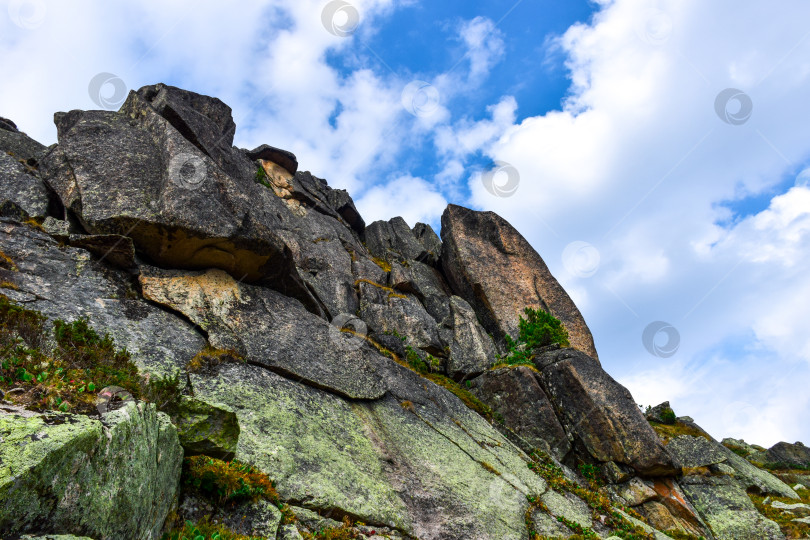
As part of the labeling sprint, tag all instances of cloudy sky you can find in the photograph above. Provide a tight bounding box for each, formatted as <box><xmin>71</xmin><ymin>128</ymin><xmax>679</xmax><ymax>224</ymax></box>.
<box><xmin>2</xmin><ymin>0</ymin><xmax>809</xmax><ymax>446</ymax></box>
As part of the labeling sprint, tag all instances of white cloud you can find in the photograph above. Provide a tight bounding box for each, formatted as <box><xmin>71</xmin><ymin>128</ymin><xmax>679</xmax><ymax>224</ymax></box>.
<box><xmin>455</xmin><ymin>0</ymin><xmax>810</xmax><ymax>444</ymax></box>
<box><xmin>458</xmin><ymin>16</ymin><xmax>505</xmax><ymax>82</ymax></box>
<box><xmin>355</xmin><ymin>175</ymin><xmax>447</xmax><ymax>227</ymax></box>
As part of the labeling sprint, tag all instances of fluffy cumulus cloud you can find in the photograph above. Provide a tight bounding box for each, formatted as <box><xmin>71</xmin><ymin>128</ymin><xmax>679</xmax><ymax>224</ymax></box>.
<box><xmin>457</xmin><ymin>0</ymin><xmax>810</xmax><ymax>444</ymax></box>
<box><xmin>355</xmin><ymin>175</ymin><xmax>447</xmax><ymax>227</ymax></box>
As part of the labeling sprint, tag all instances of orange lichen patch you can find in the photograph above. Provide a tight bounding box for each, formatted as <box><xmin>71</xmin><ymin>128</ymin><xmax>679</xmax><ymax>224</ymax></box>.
<box><xmin>258</xmin><ymin>159</ymin><xmax>306</xmax><ymax>216</ymax></box>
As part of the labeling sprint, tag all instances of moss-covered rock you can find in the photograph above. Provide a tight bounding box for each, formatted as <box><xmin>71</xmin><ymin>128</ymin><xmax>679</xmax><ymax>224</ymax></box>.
<box><xmin>680</xmin><ymin>475</ymin><xmax>785</xmax><ymax>539</ymax></box>
<box><xmin>0</xmin><ymin>401</ymin><xmax>182</xmax><ymax>539</ymax></box>
<box><xmin>164</xmin><ymin>395</ymin><xmax>239</xmax><ymax>459</ymax></box>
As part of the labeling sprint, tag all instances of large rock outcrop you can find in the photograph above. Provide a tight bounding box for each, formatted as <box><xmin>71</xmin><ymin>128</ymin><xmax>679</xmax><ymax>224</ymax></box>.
<box><xmin>0</xmin><ymin>401</ymin><xmax>182</xmax><ymax>539</ymax></box>
<box><xmin>440</xmin><ymin>204</ymin><xmax>598</xmax><ymax>359</ymax></box>
<box><xmin>1</xmin><ymin>84</ymin><xmax>802</xmax><ymax>540</ymax></box>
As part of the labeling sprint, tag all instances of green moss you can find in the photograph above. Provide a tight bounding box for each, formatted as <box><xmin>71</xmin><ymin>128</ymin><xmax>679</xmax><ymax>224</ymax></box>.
<box><xmin>187</xmin><ymin>345</ymin><xmax>244</xmax><ymax>373</ymax></box>
<box><xmin>370</xmin><ymin>256</ymin><xmax>391</xmax><ymax>273</ymax></box>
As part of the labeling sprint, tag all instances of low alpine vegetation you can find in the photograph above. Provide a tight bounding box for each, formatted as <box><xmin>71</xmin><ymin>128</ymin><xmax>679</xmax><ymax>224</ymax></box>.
<box><xmin>493</xmin><ymin>307</ymin><xmax>569</xmax><ymax>369</ymax></box>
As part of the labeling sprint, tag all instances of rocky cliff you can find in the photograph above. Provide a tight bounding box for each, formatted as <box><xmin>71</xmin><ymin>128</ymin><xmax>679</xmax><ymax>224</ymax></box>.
<box><xmin>0</xmin><ymin>84</ymin><xmax>808</xmax><ymax>540</ymax></box>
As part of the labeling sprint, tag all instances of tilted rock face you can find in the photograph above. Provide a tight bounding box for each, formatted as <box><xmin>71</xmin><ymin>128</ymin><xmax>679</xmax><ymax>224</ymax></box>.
<box><xmin>0</xmin><ymin>402</ymin><xmax>182</xmax><ymax>539</ymax></box>
<box><xmin>469</xmin><ymin>366</ymin><xmax>570</xmax><ymax>459</ymax></box>
<box><xmin>534</xmin><ymin>348</ymin><xmax>675</xmax><ymax>476</ymax></box>
<box><xmin>440</xmin><ymin>204</ymin><xmax>598</xmax><ymax>359</ymax></box>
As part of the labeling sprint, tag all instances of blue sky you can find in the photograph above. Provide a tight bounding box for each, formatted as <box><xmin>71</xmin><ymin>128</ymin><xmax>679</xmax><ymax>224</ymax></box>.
<box><xmin>2</xmin><ymin>0</ymin><xmax>810</xmax><ymax>446</ymax></box>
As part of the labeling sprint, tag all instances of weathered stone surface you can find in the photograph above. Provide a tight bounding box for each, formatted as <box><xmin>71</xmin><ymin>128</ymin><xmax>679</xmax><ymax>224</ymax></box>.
<box><xmin>137</xmin><ymin>83</ymin><xmax>253</xmax><ymax>182</ymax></box>
<box><xmin>389</xmin><ymin>260</ymin><xmax>452</xmax><ymax>324</ymax></box>
<box><xmin>615</xmin><ymin>477</ymin><xmax>658</xmax><ymax>506</ymax></box>
<box><xmin>761</xmin><ymin>441</ymin><xmax>810</xmax><ymax>469</ymax></box>
<box><xmin>67</xmin><ymin>233</ymin><xmax>137</xmax><ymax>269</ymax></box>
<box><xmin>41</xmin><ymin>89</ymin><xmax>319</xmax><ymax>313</ymax></box>
<box><xmin>247</xmin><ymin>143</ymin><xmax>298</xmax><ymax>174</ymax></box>
<box><xmin>469</xmin><ymin>366</ymin><xmax>570</xmax><ymax>459</ymax></box>
<box><xmin>440</xmin><ymin>204</ymin><xmax>598</xmax><ymax>359</ymax></box>
<box><xmin>667</xmin><ymin>435</ymin><xmax>728</xmax><ymax>469</ymax></box>
<box><xmin>0</xmin><ymin>220</ymin><xmax>204</xmax><ymax>377</ymax></box>
<box><xmin>364</xmin><ymin>217</ymin><xmax>429</xmax><ymax>263</ymax></box>
<box><xmin>0</xmin><ymin>151</ymin><xmax>50</xmax><ymax>218</ymax></box>
<box><xmin>719</xmin><ymin>445</ymin><xmax>799</xmax><ymax>499</ymax></box>
<box><xmin>139</xmin><ymin>266</ymin><xmax>388</xmax><ymax>400</ymax></box>
<box><xmin>0</xmin><ymin>119</ymin><xmax>47</xmax><ymax>162</ymax></box>
<box><xmin>0</xmin><ymin>402</ymin><xmax>182</xmax><ymax>539</ymax></box>
<box><xmin>164</xmin><ymin>395</ymin><xmax>240</xmax><ymax>459</ymax></box>
<box><xmin>637</xmin><ymin>501</ymin><xmax>685</xmax><ymax>534</ymax></box>
<box><xmin>680</xmin><ymin>475</ymin><xmax>785</xmax><ymax>539</ymax></box>
<box><xmin>445</xmin><ymin>296</ymin><xmax>497</xmax><ymax>380</ymax></box>
<box><xmin>412</xmin><ymin>222</ymin><xmax>441</xmax><ymax>265</ymax></box>
<box><xmin>533</xmin><ymin>348</ymin><xmax>675</xmax><ymax>476</ymax></box>
<box><xmin>190</xmin><ymin>361</ymin><xmax>548</xmax><ymax>540</ymax></box>
<box><xmin>357</xmin><ymin>280</ymin><xmax>444</xmax><ymax>353</ymax></box>
<box><xmin>650</xmin><ymin>477</ymin><xmax>712</xmax><ymax>538</ymax></box>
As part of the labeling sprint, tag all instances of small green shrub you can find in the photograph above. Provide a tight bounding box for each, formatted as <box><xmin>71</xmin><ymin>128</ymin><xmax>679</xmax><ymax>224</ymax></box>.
<box><xmin>660</xmin><ymin>407</ymin><xmax>677</xmax><ymax>425</ymax></box>
<box><xmin>254</xmin><ymin>165</ymin><xmax>271</xmax><ymax>188</ymax></box>
<box><xmin>497</xmin><ymin>307</ymin><xmax>569</xmax><ymax>368</ymax></box>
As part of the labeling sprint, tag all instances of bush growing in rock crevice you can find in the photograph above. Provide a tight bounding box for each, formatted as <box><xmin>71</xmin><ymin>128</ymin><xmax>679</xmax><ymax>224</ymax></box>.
<box><xmin>495</xmin><ymin>307</ymin><xmax>570</xmax><ymax>369</ymax></box>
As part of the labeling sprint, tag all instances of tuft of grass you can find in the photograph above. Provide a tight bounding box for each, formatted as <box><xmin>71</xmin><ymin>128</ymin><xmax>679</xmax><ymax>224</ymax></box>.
<box><xmin>0</xmin><ymin>249</ymin><xmax>18</xmax><ymax>271</ymax></box>
<box><xmin>648</xmin><ymin>420</ymin><xmax>713</xmax><ymax>443</ymax></box>
<box><xmin>187</xmin><ymin>346</ymin><xmax>244</xmax><ymax>373</ymax></box>
<box><xmin>371</xmin><ymin>256</ymin><xmax>391</xmax><ymax>273</ymax></box>
<box><xmin>183</xmin><ymin>456</ymin><xmax>280</xmax><ymax>505</ymax></box>
<box><xmin>301</xmin><ymin>517</ymin><xmax>363</xmax><ymax>540</ymax></box>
